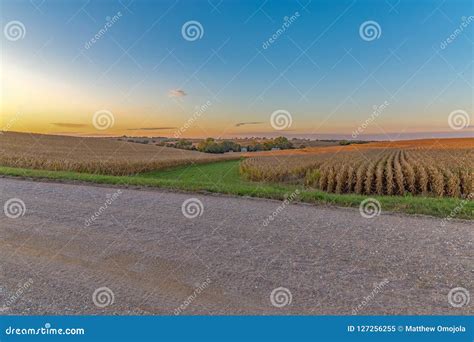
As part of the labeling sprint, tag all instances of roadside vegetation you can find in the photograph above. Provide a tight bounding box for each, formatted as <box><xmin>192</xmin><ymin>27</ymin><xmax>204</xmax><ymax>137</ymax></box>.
<box><xmin>1</xmin><ymin>160</ymin><xmax>472</xmax><ymax>219</ymax></box>
<box><xmin>1</xmin><ymin>133</ymin><xmax>472</xmax><ymax>219</ymax></box>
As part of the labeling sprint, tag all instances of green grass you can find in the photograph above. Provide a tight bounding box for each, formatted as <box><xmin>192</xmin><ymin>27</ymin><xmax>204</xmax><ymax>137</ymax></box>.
<box><xmin>1</xmin><ymin>160</ymin><xmax>472</xmax><ymax>219</ymax></box>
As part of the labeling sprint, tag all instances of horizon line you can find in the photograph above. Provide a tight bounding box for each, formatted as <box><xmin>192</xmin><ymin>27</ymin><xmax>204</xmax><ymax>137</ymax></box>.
<box><xmin>3</xmin><ymin>130</ymin><xmax>473</xmax><ymax>142</ymax></box>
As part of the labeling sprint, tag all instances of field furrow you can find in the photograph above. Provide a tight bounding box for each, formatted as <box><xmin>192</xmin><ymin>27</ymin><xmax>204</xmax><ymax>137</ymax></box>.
<box><xmin>240</xmin><ymin>145</ymin><xmax>473</xmax><ymax>198</ymax></box>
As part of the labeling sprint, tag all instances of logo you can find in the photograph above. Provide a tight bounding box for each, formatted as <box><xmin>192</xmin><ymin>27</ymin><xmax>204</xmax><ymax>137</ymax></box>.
<box><xmin>3</xmin><ymin>198</ymin><xmax>26</xmax><ymax>219</ymax></box>
<box><xmin>181</xmin><ymin>21</ymin><xmax>204</xmax><ymax>41</ymax></box>
<box><xmin>270</xmin><ymin>287</ymin><xmax>292</xmax><ymax>308</ymax></box>
<box><xmin>359</xmin><ymin>198</ymin><xmax>381</xmax><ymax>218</ymax></box>
<box><xmin>92</xmin><ymin>287</ymin><xmax>115</xmax><ymax>308</ymax></box>
<box><xmin>181</xmin><ymin>198</ymin><xmax>204</xmax><ymax>219</ymax></box>
<box><xmin>448</xmin><ymin>110</ymin><xmax>470</xmax><ymax>130</ymax></box>
<box><xmin>4</xmin><ymin>21</ymin><xmax>26</xmax><ymax>41</ymax></box>
<box><xmin>359</xmin><ymin>21</ymin><xmax>382</xmax><ymax>41</ymax></box>
<box><xmin>448</xmin><ymin>287</ymin><xmax>470</xmax><ymax>308</ymax></box>
<box><xmin>270</xmin><ymin>110</ymin><xmax>292</xmax><ymax>130</ymax></box>
<box><xmin>92</xmin><ymin>110</ymin><xmax>115</xmax><ymax>130</ymax></box>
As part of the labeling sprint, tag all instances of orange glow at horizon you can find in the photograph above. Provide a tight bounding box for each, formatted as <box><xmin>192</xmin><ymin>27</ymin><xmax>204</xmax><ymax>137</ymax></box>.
<box><xmin>1</xmin><ymin>62</ymin><xmax>468</xmax><ymax>139</ymax></box>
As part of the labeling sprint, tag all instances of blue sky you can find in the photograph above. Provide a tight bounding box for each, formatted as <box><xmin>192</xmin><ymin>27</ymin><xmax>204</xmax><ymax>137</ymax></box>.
<box><xmin>1</xmin><ymin>0</ymin><xmax>473</xmax><ymax>139</ymax></box>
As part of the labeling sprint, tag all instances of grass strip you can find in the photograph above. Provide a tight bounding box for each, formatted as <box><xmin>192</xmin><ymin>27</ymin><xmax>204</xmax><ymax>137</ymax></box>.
<box><xmin>0</xmin><ymin>160</ymin><xmax>472</xmax><ymax>220</ymax></box>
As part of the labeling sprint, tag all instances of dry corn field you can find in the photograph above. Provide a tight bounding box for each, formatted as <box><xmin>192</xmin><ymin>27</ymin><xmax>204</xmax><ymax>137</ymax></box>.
<box><xmin>240</xmin><ymin>145</ymin><xmax>473</xmax><ymax>198</ymax></box>
<box><xmin>0</xmin><ymin>132</ymin><xmax>239</xmax><ymax>176</ymax></box>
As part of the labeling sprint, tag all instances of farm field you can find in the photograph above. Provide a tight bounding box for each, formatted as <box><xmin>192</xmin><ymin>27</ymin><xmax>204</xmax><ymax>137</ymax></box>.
<box><xmin>0</xmin><ymin>133</ymin><xmax>472</xmax><ymax>218</ymax></box>
<box><xmin>0</xmin><ymin>132</ymin><xmax>239</xmax><ymax>175</ymax></box>
<box><xmin>243</xmin><ymin>137</ymin><xmax>474</xmax><ymax>156</ymax></box>
<box><xmin>241</xmin><ymin>143</ymin><xmax>473</xmax><ymax>198</ymax></box>
<box><xmin>1</xmin><ymin>159</ymin><xmax>473</xmax><ymax>219</ymax></box>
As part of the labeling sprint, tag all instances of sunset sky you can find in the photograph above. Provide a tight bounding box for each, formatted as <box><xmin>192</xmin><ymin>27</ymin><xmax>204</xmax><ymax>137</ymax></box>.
<box><xmin>1</xmin><ymin>0</ymin><xmax>473</xmax><ymax>139</ymax></box>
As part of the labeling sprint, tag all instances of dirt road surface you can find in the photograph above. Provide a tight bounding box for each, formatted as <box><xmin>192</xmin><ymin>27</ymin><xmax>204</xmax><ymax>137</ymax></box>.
<box><xmin>0</xmin><ymin>178</ymin><xmax>472</xmax><ymax>315</ymax></box>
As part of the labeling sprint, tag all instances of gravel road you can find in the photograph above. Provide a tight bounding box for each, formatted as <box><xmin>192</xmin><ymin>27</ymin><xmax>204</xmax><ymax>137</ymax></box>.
<box><xmin>0</xmin><ymin>178</ymin><xmax>472</xmax><ymax>315</ymax></box>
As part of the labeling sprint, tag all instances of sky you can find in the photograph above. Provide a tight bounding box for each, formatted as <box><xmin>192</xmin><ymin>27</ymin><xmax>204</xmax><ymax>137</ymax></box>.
<box><xmin>1</xmin><ymin>0</ymin><xmax>473</xmax><ymax>140</ymax></box>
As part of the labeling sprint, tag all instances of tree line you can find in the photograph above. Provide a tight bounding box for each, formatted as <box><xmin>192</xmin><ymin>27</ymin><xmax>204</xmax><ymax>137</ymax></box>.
<box><xmin>164</xmin><ymin>137</ymin><xmax>294</xmax><ymax>154</ymax></box>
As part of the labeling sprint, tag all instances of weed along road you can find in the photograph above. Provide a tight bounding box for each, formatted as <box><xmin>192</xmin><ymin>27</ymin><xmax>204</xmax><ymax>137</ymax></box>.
<box><xmin>0</xmin><ymin>178</ymin><xmax>472</xmax><ymax>315</ymax></box>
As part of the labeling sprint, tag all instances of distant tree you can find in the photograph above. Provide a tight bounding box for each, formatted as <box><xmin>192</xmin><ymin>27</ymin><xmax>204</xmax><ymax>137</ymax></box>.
<box><xmin>273</xmin><ymin>136</ymin><xmax>293</xmax><ymax>149</ymax></box>
<box><xmin>263</xmin><ymin>141</ymin><xmax>274</xmax><ymax>150</ymax></box>
<box><xmin>196</xmin><ymin>138</ymin><xmax>241</xmax><ymax>153</ymax></box>
<box><xmin>197</xmin><ymin>138</ymin><xmax>214</xmax><ymax>152</ymax></box>
<box><xmin>221</xmin><ymin>140</ymin><xmax>241</xmax><ymax>152</ymax></box>
<box><xmin>175</xmin><ymin>139</ymin><xmax>193</xmax><ymax>150</ymax></box>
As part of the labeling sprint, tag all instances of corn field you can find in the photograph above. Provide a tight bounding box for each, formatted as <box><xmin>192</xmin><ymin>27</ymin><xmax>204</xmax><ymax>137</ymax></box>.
<box><xmin>240</xmin><ymin>148</ymin><xmax>473</xmax><ymax>198</ymax></box>
<box><xmin>0</xmin><ymin>132</ymin><xmax>239</xmax><ymax>176</ymax></box>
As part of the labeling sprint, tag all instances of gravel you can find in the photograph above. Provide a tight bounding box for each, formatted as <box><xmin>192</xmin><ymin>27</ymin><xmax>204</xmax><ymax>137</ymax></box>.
<box><xmin>0</xmin><ymin>178</ymin><xmax>472</xmax><ymax>315</ymax></box>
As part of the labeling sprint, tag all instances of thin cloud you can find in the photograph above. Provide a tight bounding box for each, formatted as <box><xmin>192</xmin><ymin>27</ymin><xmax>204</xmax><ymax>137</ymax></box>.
<box><xmin>51</xmin><ymin>123</ymin><xmax>88</xmax><ymax>128</ymax></box>
<box><xmin>126</xmin><ymin>127</ymin><xmax>177</xmax><ymax>131</ymax></box>
<box><xmin>235</xmin><ymin>121</ymin><xmax>264</xmax><ymax>127</ymax></box>
<box><xmin>49</xmin><ymin>132</ymin><xmax>118</xmax><ymax>137</ymax></box>
<box><xmin>168</xmin><ymin>89</ymin><xmax>187</xmax><ymax>97</ymax></box>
